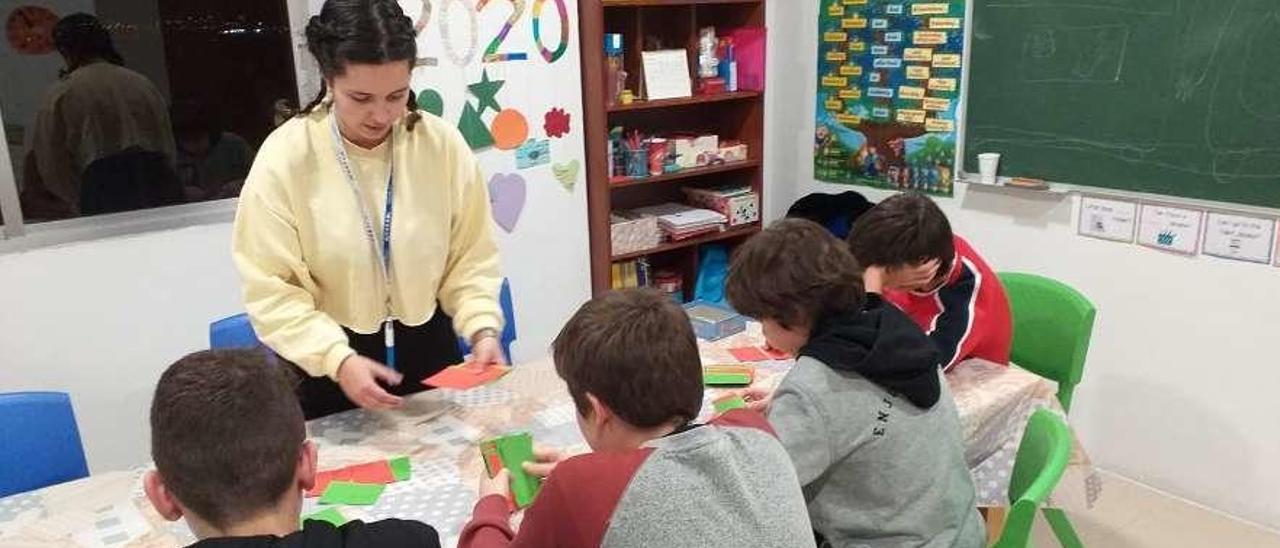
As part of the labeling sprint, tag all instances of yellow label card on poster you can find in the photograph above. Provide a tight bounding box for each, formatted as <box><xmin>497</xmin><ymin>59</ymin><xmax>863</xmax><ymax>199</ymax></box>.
<box><xmin>843</xmin><ymin>0</ymin><xmax>868</xmax><ymax>4</ymax></box>
<box><xmin>904</xmin><ymin>48</ymin><xmax>933</xmax><ymax>62</ymax></box>
<box><xmin>824</xmin><ymin>32</ymin><xmax>849</xmax><ymax>43</ymax></box>
<box><xmin>932</xmin><ymin>53</ymin><xmax>962</xmax><ymax>67</ymax></box>
<box><xmin>826</xmin><ymin>99</ymin><xmax>844</xmax><ymax>111</ymax></box>
<box><xmin>827</xmin><ymin>50</ymin><xmax>849</xmax><ymax>62</ymax></box>
<box><xmin>906</xmin><ymin>66</ymin><xmax>931</xmax><ymax>80</ymax></box>
<box><xmin>828</xmin><ymin>4</ymin><xmax>845</xmax><ymax>16</ymax></box>
<box><xmin>922</xmin><ymin>97</ymin><xmax>951</xmax><ymax>111</ymax></box>
<box><xmin>899</xmin><ymin>86</ymin><xmax>927</xmax><ymax>100</ymax></box>
<box><xmin>843</xmin><ymin>16</ymin><xmax>868</xmax><ymax>29</ymax></box>
<box><xmin>928</xmin><ymin>77</ymin><xmax>957</xmax><ymax>91</ymax></box>
<box><xmin>839</xmin><ymin>64</ymin><xmax>863</xmax><ymax>76</ymax></box>
<box><xmin>930</xmin><ymin>17</ymin><xmax>962</xmax><ymax>30</ymax></box>
<box><xmin>838</xmin><ymin>88</ymin><xmax>862</xmax><ymax>100</ymax></box>
<box><xmin>897</xmin><ymin>109</ymin><xmax>927</xmax><ymax>124</ymax></box>
<box><xmin>822</xmin><ymin>75</ymin><xmax>849</xmax><ymax>88</ymax></box>
<box><xmin>914</xmin><ymin>31</ymin><xmax>948</xmax><ymax>45</ymax></box>
<box><xmin>836</xmin><ymin>113</ymin><xmax>862</xmax><ymax>125</ymax></box>
<box><xmin>911</xmin><ymin>3</ymin><xmax>949</xmax><ymax>15</ymax></box>
<box><xmin>849</xmin><ymin>41</ymin><xmax>867</xmax><ymax>52</ymax></box>
<box><xmin>925</xmin><ymin>118</ymin><xmax>955</xmax><ymax>132</ymax></box>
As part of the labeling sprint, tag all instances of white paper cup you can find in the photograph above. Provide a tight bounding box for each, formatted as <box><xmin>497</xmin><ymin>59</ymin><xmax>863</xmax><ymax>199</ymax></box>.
<box><xmin>978</xmin><ymin>153</ymin><xmax>1001</xmax><ymax>185</ymax></box>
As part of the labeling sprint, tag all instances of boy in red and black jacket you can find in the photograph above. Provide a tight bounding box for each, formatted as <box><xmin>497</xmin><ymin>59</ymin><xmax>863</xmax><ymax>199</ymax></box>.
<box><xmin>458</xmin><ymin>289</ymin><xmax>814</xmax><ymax>548</ymax></box>
<box><xmin>849</xmin><ymin>192</ymin><xmax>1012</xmax><ymax>371</ymax></box>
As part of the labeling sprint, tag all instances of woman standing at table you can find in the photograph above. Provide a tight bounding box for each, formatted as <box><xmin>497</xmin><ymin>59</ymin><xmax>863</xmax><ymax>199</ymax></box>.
<box><xmin>233</xmin><ymin>0</ymin><xmax>504</xmax><ymax>418</ymax></box>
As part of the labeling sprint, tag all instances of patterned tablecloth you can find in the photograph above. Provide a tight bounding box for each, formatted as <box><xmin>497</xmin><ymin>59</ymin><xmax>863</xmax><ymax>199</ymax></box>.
<box><xmin>0</xmin><ymin>323</ymin><xmax>1100</xmax><ymax>547</ymax></box>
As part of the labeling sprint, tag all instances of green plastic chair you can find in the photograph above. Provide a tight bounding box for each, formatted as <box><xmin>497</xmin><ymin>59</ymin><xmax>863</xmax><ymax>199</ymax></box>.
<box><xmin>999</xmin><ymin>273</ymin><xmax>1096</xmax><ymax>413</ymax></box>
<box><xmin>992</xmin><ymin>409</ymin><xmax>1073</xmax><ymax>548</ymax></box>
<box><xmin>999</xmin><ymin>272</ymin><xmax>1093</xmax><ymax>547</ymax></box>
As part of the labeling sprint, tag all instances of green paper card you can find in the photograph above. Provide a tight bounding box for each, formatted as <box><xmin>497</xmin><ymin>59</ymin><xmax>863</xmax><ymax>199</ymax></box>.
<box><xmin>389</xmin><ymin>456</ymin><xmax>412</xmax><ymax>482</ymax></box>
<box><xmin>480</xmin><ymin>432</ymin><xmax>542</xmax><ymax>508</ymax></box>
<box><xmin>319</xmin><ymin>481</ymin><xmax>385</xmax><ymax>506</ymax></box>
<box><xmin>301</xmin><ymin>507</ymin><xmax>348</xmax><ymax>527</ymax></box>
<box><xmin>714</xmin><ymin>395</ymin><xmax>747</xmax><ymax>413</ymax></box>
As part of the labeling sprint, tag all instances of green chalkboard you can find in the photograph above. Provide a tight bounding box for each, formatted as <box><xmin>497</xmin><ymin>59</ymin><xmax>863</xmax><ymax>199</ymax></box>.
<box><xmin>964</xmin><ymin>0</ymin><xmax>1280</xmax><ymax>208</ymax></box>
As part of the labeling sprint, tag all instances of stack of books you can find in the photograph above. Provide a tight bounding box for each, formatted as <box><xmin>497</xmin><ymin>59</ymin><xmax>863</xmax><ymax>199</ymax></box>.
<box><xmin>610</xmin><ymin>257</ymin><xmax>652</xmax><ymax>290</ymax></box>
<box><xmin>633</xmin><ymin>202</ymin><xmax>727</xmax><ymax>241</ymax></box>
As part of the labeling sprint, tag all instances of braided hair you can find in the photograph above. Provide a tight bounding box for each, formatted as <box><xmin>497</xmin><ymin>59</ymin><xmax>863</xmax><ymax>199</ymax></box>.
<box><xmin>301</xmin><ymin>0</ymin><xmax>420</xmax><ymax>130</ymax></box>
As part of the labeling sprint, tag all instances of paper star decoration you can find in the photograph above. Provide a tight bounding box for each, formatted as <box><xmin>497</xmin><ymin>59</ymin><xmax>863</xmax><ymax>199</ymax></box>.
<box><xmin>468</xmin><ymin>69</ymin><xmax>505</xmax><ymax>115</ymax></box>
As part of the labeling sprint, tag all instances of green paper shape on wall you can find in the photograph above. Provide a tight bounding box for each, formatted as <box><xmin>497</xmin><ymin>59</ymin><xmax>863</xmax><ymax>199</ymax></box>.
<box><xmin>458</xmin><ymin>102</ymin><xmax>494</xmax><ymax>150</ymax></box>
<box><xmin>416</xmin><ymin>89</ymin><xmax>444</xmax><ymax>117</ymax></box>
<box><xmin>468</xmin><ymin>69</ymin><xmax>505</xmax><ymax>115</ymax></box>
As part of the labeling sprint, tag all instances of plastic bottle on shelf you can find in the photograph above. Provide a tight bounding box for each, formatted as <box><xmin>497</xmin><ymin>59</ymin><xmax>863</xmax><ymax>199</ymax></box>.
<box><xmin>605</xmin><ymin>33</ymin><xmax>626</xmax><ymax>107</ymax></box>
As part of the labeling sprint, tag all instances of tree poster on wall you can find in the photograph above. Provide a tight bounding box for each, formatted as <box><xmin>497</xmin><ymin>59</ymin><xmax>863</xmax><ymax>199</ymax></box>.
<box><xmin>813</xmin><ymin>0</ymin><xmax>964</xmax><ymax>197</ymax></box>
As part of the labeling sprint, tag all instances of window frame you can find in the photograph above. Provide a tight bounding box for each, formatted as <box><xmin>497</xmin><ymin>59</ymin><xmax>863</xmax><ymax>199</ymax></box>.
<box><xmin>0</xmin><ymin>0</ymin><xmax>315</xmax><ymax>254</ymax></box>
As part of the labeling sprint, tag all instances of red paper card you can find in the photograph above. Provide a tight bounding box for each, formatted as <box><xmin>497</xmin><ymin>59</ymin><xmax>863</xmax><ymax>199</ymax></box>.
<box><xmin>306</xmin><ymin>460</ymin><xmax>399</xmax><ymax>497</ymax></box>
<box><xmin>344</xmin><ymin>460</ymin><xmax>396</xmax><ymax>484</ymax></box>
<box><xmin>423</xmin><ymin>364</ymin><xmax>510</xmax><ymax>389</ymax></box>
<box><xmin>307</xmin><ymin>469</ymin><xmax>349</xmax><ymax>498</ymax></box>
<box><xmin>729</xmin><ymin>347</ymin><xmax>770</xmax><ymax>362</ymax></box>
<box><xmin>762</xmin><ymin>347</ymin><xmax>791</xmax><ymax>360</ymax></box>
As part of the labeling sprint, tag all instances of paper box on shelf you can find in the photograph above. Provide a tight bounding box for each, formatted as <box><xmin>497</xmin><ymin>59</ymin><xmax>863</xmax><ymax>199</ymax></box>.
<box><xmin>683</xmin><ymin>186</ymin><xmax>760</xmax><ymax>226</ymax></box>
<box><xmin>718</xmin><ymin>141</ymin><xmax>749</xmax><ymax>163</ymax></box>
<box><xmin>672</xmin><ymin>135</ymin><xmax>699</xmax><ymax>169</ymax></box>
<box><xmin>693</xmin><ymin>134</ymin><xmax>720</xmax><ymax>166</ymax></box>
<box><xmin>610</xmin><ymin>211</ymin><xmax>662</xmax><ymax>256</ymax></box>
<box><xmin>683</xmin><ymin>300</ymin><xmax>746</xmax><ymax>341</ymax></box>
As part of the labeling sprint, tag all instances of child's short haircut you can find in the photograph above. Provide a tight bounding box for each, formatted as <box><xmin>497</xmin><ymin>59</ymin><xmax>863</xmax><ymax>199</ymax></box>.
<box><xmin>552</xmin><ymin>289</ymin><xmax>703</xmax><ymax>428</ymax></box>
<box><xmin>848</xmin><ymin>192</ymin><xmax>954</xmax><ymax>272</ymax></box>
<box><xmin>726</xmin><ymin>218</ymin><xmax>864</xmax><ymax>328</ymax></box>
<box><xmin>150</xmin><ymin>349</ymin><xmax>304</xmax><ymax>529</ymax></box>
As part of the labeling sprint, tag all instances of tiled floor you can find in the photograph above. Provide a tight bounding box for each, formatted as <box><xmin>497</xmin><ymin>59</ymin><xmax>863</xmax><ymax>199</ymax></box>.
<box><xmin>1027</xmin><ymin>471</ymin><xmax>1280</xmax><ymax>547</ymax></box>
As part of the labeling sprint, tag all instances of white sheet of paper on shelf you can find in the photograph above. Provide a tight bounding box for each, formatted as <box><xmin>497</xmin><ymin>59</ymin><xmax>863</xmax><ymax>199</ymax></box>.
<box><xmin>641</xmin><ymin>49</ymin><xmax>693</xmax><ymax>101</ymax></box>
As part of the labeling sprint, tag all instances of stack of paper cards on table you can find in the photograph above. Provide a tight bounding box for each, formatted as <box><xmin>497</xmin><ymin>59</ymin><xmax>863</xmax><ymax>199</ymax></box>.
<box><xmin>301</xmin><ymin>456</ymin><xmax>414</xmax><ymax>524</ymax></box>
<box><xmin>423</xmin><ymin>363</ymin><xmax>512</xmax><ymax>389</ymax></box>
<box><xmin>702</xmin><ymin>364</ymin><xmax>754</xmax><ymax>386</ymax></box>
<box><xmin>633</xmin><ymin>202</ymin><xmax>727</xmax><ymax>241</ymax></box>
<box><xmin>480</xmin><ymin>432</ymin><xmax>543</xmax><ymax>508</ymax></box>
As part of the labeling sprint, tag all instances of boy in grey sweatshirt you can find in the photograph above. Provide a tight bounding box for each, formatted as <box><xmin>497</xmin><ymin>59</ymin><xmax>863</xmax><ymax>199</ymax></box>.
<box><xmin>726</xmin><ymin>219</ymin><xmax>985</xmax><ymax>548</ymax></box>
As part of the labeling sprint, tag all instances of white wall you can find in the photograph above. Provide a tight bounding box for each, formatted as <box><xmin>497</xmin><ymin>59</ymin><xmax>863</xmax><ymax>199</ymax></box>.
<box><xmin>1</xmin><ymin>0</ymin><xmax>592</xmax><ymax>473</ymax></box>
<box><xmin>765</xmin><ymin>0</ymin><xmax>1280</xmax><ymax>531</ymax></box>
<box><xmin>0</xmin><ymin>223</ymin><xmax>241</xmax><ymax>471</ymax></box>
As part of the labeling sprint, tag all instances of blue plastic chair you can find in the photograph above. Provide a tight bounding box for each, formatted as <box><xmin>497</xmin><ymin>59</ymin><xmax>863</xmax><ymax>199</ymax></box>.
<box><xmin>210</xmin><ymin>313</ymin><xmax>261</xmax><ymax>350</ymax></box>
<box><xmin>0</xmin><ymin>392</ymin><xmax>90</xmax><ymax>497</ymax></box>
<box><xmin>458</xmin><ymin>278</ymin><xmax>517</xmax><ymax>361</ymax></box>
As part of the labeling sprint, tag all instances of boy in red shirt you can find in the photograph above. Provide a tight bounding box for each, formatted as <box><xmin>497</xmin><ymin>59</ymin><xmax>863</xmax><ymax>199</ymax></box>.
<box><xmin>458</xmin><ymin>289</ymin><xmax>814</xmax><ymax>548</ymax></box>
<box><xmin>849</xmin><ymin>192</ymin><xmax>1012</xmax><ymax>370</ymax></box>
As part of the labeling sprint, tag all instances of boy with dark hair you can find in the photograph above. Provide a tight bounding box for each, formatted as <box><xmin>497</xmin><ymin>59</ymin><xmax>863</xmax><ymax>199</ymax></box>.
<box><xmin>458</xmin><ymin>289</ymin><xmax>814</xmax><ymax>548</ymax></box>
<box><xmin>144</xmin><ymin>349</ymin><xmax>440</xmax><ymax>547</ymax></box>
<box><xmin>848</xmin><ymin>192</ymin><xmax>1011</xmax><ymax>370</ymax></box>
<box><xmin>727</xmin><ymin>219</ymin><xmax>984</xmax><ymax>548</ymax></box>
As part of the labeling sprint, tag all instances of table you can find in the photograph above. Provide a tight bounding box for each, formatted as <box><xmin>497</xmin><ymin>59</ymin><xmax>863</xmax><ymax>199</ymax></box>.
<box><xmin>0</xmin><ymin>324</ymin><xmax>1100</xmax><ymax>547</ymax></box>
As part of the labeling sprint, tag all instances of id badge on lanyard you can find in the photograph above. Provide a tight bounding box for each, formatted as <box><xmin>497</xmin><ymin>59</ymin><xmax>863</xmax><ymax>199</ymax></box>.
<box><xmin>329</xmin><ymin>111</ymin><xmax>399</xmax><ymax>370</ymax></box>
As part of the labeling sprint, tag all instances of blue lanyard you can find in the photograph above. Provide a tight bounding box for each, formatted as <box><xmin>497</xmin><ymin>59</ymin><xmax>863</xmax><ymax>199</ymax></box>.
<box><xmin>329</xmin><ymin>110</ymin><xmax>398</xmax><ymax>370</ymax></box>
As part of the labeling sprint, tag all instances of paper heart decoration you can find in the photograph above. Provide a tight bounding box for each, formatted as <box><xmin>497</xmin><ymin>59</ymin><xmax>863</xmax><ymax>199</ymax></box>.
<box><xmin>552</xmin><ymin>160</ymin><xmax>580</xmax><ymax>192</ymax></box>
<box><xmin>488</xmin><ymin>173</ymin><xmax>526</xmax><ymax>233</ymax></box>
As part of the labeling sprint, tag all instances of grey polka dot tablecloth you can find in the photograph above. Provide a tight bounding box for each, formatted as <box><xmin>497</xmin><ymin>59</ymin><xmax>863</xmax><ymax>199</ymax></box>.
<box><xmin>0</xmin><ymin>324</ymin><xmax>1100</xmax><ymax>547</ymax></box>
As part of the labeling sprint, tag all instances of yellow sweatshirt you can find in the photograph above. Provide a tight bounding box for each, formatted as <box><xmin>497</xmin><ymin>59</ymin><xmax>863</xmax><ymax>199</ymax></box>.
<box><xmin>232</xmin><ymin>107</ymin><xmax>502</xmax><ymax>379</ymax></box>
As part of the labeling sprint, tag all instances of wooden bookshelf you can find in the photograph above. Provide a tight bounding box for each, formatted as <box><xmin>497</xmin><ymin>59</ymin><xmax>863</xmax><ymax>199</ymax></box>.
<box><xmin>580</xmin><ymin>0</ymin><xmax>767</xmax><ymax>297</ymax></box>
<box><xmin>609</xmin><ymin>158</ymin><xmax>761</xmax><ymax>188</ymax></box>
<box><xmin>603</xmin><ymin>0</ymin><xmax>760</xmax><ymax>6</ymax></box>
<box><xmin>608</xmin><ymin>90</ymin><xmax>760</xmax><ymax>112</ymax></box>
<box><xmin>612</xmin><ymin>223</ymin><xmax>761</xmax><ymax>261</ymax></box>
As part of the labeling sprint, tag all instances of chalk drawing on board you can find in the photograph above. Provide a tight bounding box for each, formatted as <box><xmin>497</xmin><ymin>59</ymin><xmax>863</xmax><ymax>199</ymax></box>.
<box><xmin>1019</xmin><ymin>25</ymin><xmax>1128</xmax><ymax>83</ymax></box>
